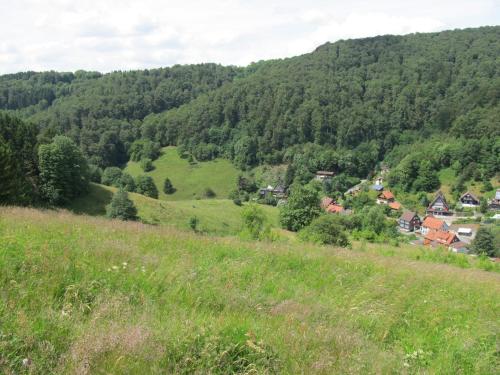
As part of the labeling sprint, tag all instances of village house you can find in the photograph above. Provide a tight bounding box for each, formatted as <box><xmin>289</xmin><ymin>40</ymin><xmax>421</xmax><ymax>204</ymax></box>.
<box><xmin>459</xmin><ymin>192</ymin><xmax>480</xmax><ymax>207</ymax></box>
<box><xmin>488</xmin><ymin>190</ymin><xmax>500</xmax><ymax>210</ymax></box>
<box><xmin>398</xmin><ymin>211</ymin><xmax>421</xmax><ymax>232</ymax></box>
<box><xmin>424</xmin><ymin>230</ymin><xmax>459</xmax><ymax>247</ymax></box>
<box><xmin>371</xmin><ymin>184</ymin><xmax>384</xmax><ymax>191</ymax></box>
<box><xmin>259</xmin><ymin>184</ymin><xmax>287</xmax><ymax>199</ymax></box>
<box><xmin>377</xmin><ymin>190</ymin><xmax>395</xmax><ymax>205</ymax></box>
<box><xmin>315</xmin><ymin>171</ymin><xmax>334</xmax><ymax>181</ymax></box>
<box><xmin>426</xmin><ymin>191</ymin><xmax>453</xmax><ymax>216</ymax></box>
<box><xmin>388</xmin><ymin>201</ymin><xmax>402</xmax><ymax>211</ymax></box>
<box><xmin>420</xmin><ymin>215</ymin><xmax>449</xmax><ymax>236</ymax></box>
<box><xmin>326</xmin><ymin>204</ymin><xmax>345</xmax><ymax>214</ymax></box>
<box><xmin>320</xmin><ymin>197</ymin><xmax>334</xmax><ymax>210</ymax></box>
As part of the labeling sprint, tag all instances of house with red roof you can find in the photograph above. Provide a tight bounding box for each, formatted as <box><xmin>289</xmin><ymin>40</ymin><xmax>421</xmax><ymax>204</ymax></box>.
<box><xmin>420</xmin><ymin>215</ymin><xmax>449</xmax><ymax>236</ymax></box>
<box><xmin>320</xmin><ymin>197</ymin><xmax>334</xmax><ymax>210</ymax></box>
<box><xmin>326</xmin><ymin>204</ymin><xmax>345</xmax><ymax>214</ymax></box>
<box><xmin>377</xmin><ymin>190</ymin><xmax>395</xmax><ymax>205</ymax></box>
<box><xmin>424</xmin><ymin>230</ymin><xmax>459</xmax><ymax>247</ymax></box>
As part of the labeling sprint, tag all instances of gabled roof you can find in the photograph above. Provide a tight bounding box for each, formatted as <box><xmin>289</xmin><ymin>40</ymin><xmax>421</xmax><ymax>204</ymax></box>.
<box><xmin>399</xmin><ymin>211</ymin><xmax>419</xmax><ymax>222</ymax></box>
<box><xmin>428</xmin><ymin>191</ymin><xmax>449</xmax><ymax>210</ymax></box>
<box><xmin>389</xmin><ymin>201</ymin><xmax>401</xmax><ymax>210</ymax></box>
<box><xmin>459</xmin><ymin>191</ymin><xmax>479</xmax><ymax>202</ymax></box>
<box><xmin>326</xmin><ymin>204</ymin><xmax>344</xmax><ymax>213</ymax></box>
<box><xmin>422</xmin><ymin>216</ymin><xmax>446</xmax><ymax>230</ymax></box>
<box><xmin>425</xmin><ymin>230</ymin><xmax>458</xmax><ymax>245</ymax></box>
<box><xmin>378</xmin><ymin>190</ymin><xmax>395</xmax><ymax>200</ymax></box>
<box><xmin>321</xmin><ymin>197</ymin><xmax>334</xmax><ymax>209</ymax></box>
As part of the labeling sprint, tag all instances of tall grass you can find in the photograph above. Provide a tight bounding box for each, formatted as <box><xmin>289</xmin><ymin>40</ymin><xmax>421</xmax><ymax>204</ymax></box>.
<box><xmin>1</xmin><ymin>207</ymin><xmax>499</xmax><ymax>374</ymax></box>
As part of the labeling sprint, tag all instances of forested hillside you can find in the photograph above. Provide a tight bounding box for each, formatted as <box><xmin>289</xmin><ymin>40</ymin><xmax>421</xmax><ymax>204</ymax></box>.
<box><xmin>0</xmin><ymin>64</ymin><xmax>241</xmax><ymax>167</ymax></box>
<box><xmin>1</xmin><ymin>26</ymin><xmax>499</xmax><ymax>188</ymax></box>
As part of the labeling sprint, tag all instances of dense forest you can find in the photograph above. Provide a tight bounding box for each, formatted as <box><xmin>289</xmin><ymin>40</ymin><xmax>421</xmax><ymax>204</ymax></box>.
<box><xmin>0</xmin><ymin>26</ymin><xmax>499</xmax><ymax>202</ymax></box>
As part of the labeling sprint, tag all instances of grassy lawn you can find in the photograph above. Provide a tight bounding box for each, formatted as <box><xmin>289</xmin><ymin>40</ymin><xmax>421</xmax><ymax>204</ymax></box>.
<box><xmin>125</xmin><ymin>146</ymin><xmax>240</xmax><ymax>201</ymax></box>
<box><xmin>1</xmin><ymin>207</ymin><xmax>499</xmax><ymax>374</ymax></box>
<box><xmin>67</xmin><ymin>183</ymin><xmax>279</xmax><ymax>236</ymax></box>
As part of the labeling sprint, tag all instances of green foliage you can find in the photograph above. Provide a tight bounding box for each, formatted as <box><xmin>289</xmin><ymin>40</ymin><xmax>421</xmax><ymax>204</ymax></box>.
<box><xmin>129</xmin><ymin>139</ymin><xmax>160</xmax><ymax>162</ymax></box>
<box><xmin>299</xmin><ymin>215</ymin><xmax>350</xmax><ymax>247</ymax></box>
<box><xmin>140</xmin><ymin>158</ymin><xmax>154</xmax><ymax>172</ymax></box>
<box><xmin>204</xmin><ymin>187</ymin><xmax>216</xmax><ymax>198</ymax></box>
<box><xmin>136</xmin><ymin>175</ymin><xmax>158</xmax><ymax>199</ymax></box>
<box><xmin>0</xmin><ymin>112</ymin><xmax>39</xmax><ymax>204</ymax></box>
<box><xmin>479</xmin><ymin>198</ymin><xmax>488</xmax><ymax>214</ymax></box>
<box><xmin>118</xmin><ymin>172</ymin><xmax>136</xmax><ymax>192</ymax></box>
<box><xmin>471</xmin><ymin>228</ymin><xmax>497</xmax><ymax>257</ymax></box>
<box><xmin>101</xmin><ymin>167</ymin><xmax>123</xmax><ymax>186</ymax></box>
<box><xmin>106</xmin><ymin>189</ymin><xmax>137</xmax><ymax>221</ymax></box>
<box><xmin>38</xmin><ymin>136</ymin><xmax>89</xmax><ymax>205</ymax></box>
<box><xmin>279</xmin><ymin>185</ymin><xmax>321</xmax><ymax>231</ymax></box>
<box><xmin>163</xmin><ymin>178</ymin><xmax>175</xmax><ymax>194</ymax></box>
<box><xmin>188</xmin><ymin>216</ymin><xmax>199</xmax><ymax>231</ymax></box>
<box><xmin>88</xmin><ymin>164</ymin><xmax>103</xmax><ymax>183</ymax></box>
<box><xmin>241</xmin><ymin>204</ymin><xmax>267</xmax><ymax>240</ymax></box>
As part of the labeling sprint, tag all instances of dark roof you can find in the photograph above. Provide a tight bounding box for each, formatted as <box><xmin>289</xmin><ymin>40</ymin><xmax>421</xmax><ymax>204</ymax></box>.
<box><xmin>400</xmin><ymin>211</ymin><xmax>418</xmax><ymax>222</ymax></box>
<box><xmin>459</xmin><ymin>191</ymin><xmax>479</xmax><ymax>202</ymax></box>
<box><xmin>428</xmin><ymin>191</ymin><xmax>449</xmax><ymax>210</ymax></box>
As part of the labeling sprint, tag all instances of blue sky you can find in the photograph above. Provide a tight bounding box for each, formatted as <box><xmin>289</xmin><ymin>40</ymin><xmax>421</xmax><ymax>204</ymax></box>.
<box><xmin>0</xmin><ymin>0</ymin><xmax>498</xmax><ymax>73</ymax></box>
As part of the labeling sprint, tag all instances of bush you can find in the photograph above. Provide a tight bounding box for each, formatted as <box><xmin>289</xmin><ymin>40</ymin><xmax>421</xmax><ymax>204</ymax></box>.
<box><xmin>101</xmin><ymin>167</ymin><xmax>123</xmax><ymax>186</ymax></box>
<box><xmin>471</xmin><ymin>228</ymin><xmax>496</xmax><ymax>257</ymax></box>
<box><xmin>233</xmin><ymin>198</ymin><xmax>242</xmax><ymax>206</ymax></box>
<box><xmin>189</xmin><ymin>216</ymin><xmax>199</xmax><ymax>231</ymax></box>
<box><xmin>299</xmin><ymin>215</ymin><xmax>350</xmax><ymax>247</ymax></box>
<box><xmin>241</xmin><ymin>204</ymin><xmax>267</xmax><ymax>240</ymax></box>
<box><xmin>140</xmin><ymin>158</ymin><xmax>154</xmax><ymax>172</ymax></box>
<box><xmin>136</xmin><ymin>175</ymin><xmax>158</xmax><ymax>199</ymax></box>
<box><xmin>118</xmin><ymin>172</ymin><xmax>136</xmax><ymax>192</ymax></box>
<box><xmin>279</xmin><ymin>185</ymin><xmax>321</xmax><ymax>231</ymax></box>
<box><xmin>106</xmin><ymin>189</ymin><xmax>137</xmax><ymax>221</ymax></box>
<box><xmin>204</xmin><ymin>187</ymin><xmax>216</xmax><ymax>198</ymax></box>
<box><xmin>163</xmin><ymin>178</ymin><xmax>176</xmax><ymax>194</ymax></box>
<box><xmin>88</xmin><ymin>164</ymin><xmax>103</xmax><ymax>183</ymax></box>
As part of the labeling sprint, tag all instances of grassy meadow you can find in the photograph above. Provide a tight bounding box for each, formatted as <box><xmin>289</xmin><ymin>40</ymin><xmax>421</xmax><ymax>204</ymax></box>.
<box><xmin>1</xmin><ymin>207</ymin><xmax>499</xmax><ymax>374</ymax></box>
<box><xmin>67</xmin><ymin>183</ymin><xmax>279</xmax><ymax>236</ymax></box>
<box><xmin>125</xmin><ymin>146</ymin><xmax>240</xmax><ymax>201</ymax></box>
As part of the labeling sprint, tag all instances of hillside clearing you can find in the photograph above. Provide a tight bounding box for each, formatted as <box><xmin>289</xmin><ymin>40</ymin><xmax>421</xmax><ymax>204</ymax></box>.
<box><xmin>125</xmin><ymin>146</ymin><xmax>240</xmax><ymax>201</ymax></box>
<box><xmin>1</xmin><ymin>207</ymin><xmax>499</xmax><ymax>374</ymax></box>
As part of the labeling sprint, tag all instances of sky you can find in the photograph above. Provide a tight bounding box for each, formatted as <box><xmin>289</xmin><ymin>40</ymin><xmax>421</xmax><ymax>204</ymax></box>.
<box><xmin>1</xmin><ymin>0</ymin><xmax>499</xmax><ymax>73</ymax></box>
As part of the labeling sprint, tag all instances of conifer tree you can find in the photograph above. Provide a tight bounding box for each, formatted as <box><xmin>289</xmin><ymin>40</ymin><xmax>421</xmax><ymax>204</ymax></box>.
<box><xmin>106</xmin><ymin>189</ymin><xmax>137</xmax><ymax>221</ymax></box>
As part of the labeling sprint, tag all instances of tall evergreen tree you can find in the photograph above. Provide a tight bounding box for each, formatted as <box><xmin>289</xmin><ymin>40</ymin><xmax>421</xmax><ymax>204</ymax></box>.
<box><xmin>136</xmin><ymin>175</ymin><xmax>158</xmax><ymax>199</ymax></box>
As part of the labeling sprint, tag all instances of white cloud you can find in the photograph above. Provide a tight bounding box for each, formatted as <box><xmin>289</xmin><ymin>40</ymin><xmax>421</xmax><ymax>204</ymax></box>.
<box><xmin>0</xmin><ymin>0</ymin><xmax>498</xmax><ymax>73</ymax></box>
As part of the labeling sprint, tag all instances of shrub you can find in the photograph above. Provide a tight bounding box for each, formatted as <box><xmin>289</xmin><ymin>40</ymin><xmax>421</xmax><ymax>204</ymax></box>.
<box><xmin>241</xmin><ymin>204</ymin><xmax>267</xmax><ymax>240</ymax></box>
<box><xmin>279</xmin><ymin>185</ymin><xmax>321</xmax><ymax>231</ymax></box>
<box><xmin>233</xmin><ymin>198</ymin><xmax>242</xmax><ymax>206</ymax></box>
<box><xmin>299</xmin><ymin>215</ymin><xmax>350</xmax><ymax>247</ymax></box>
<box><xmin>106</xmin><ymin>189</ymin><xmax>137</xmax><ymax>221</ymax></box>
<box><xmin>163</xmin><ymin>178</ymin><xmax>176</xmax><ymax>194</ymax></box>
<box><xmin>471</xmin><ymin>228</ymin><xmax>496</xmax><ymax>257</ymax></box>
<box><xmin>118</xmin><ymin>172</ymin><xmax>136</xmax><ymax>192</ymax></box>
<box><xmin>204</xmin><ymin>187</ymin><xmax>216</xmax><ymax>198</ymax></box>
<box><xmin>136</xmin><ymin>175</ymin><xmax>158</xmax><ymax>199</ymax></box>
<box><xmin>102</xmin><ymin>167</ymin><xmax>123</xmax><ymax>186</ymax></box>
<box><xmin>188</xmin><ymin>216</ymin><xmax>199</xmax><ymax>231</ymax></box>
<box><xmin>140</xmin><ymin>158</ymin><xmax>154</xmax><ymax>172</ymax></box>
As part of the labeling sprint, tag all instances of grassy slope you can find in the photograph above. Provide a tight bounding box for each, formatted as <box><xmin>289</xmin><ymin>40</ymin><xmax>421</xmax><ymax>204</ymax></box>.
<box><xmin>67</xmin><ymin>183</ymin><xmax>279</xmax><ymax>236</ymax></box>
<box><xmin>1</xmin><ymin>207</ymin><xmax>499</xmax><ymax>374</ymax></box>
<box><xmin>125</xmin><ymin>146</ymin><xmax>240</xmax><ymax>201</ymax></box>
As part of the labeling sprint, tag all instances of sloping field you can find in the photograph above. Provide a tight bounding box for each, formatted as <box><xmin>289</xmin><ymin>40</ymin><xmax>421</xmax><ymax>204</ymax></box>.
<box><xmin>67</xmin><ymin>183</ymin><xmax>279</xmax><ymax>235</ymax></box>
<box><xmin>125</xmin><ymin>146</ymin><xmax>240</xmax><ymax>201</ymax></box>
<box><xmin>1</xmin><ymin>207</ymin><xmax>499</xmax><ymax>374</ymax></box>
